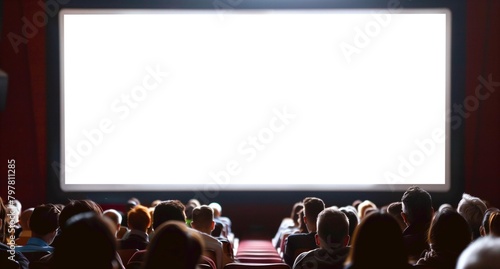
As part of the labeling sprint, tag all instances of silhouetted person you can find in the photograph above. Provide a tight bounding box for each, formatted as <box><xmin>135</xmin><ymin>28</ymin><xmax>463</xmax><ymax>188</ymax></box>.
<box><xmin>401</xmin><ymin>186</ymin><xmax>433</xmax><ymax>261</ymax></box>
<box><xmin>52</xmin><ymin>212</ymin><xmax>120</xmax><ymax>269</ymax></box>
<box><xmin>142</xmin><ymin>221</ymin><xmax>203</xmax><ymax>269</ymax></box>
<box><xmin>415</xmin><ymin>208</ymin><xmax>471</xmax><ymax>269</ymax></box>
<box><xmin>345</xmin><ymin>211</ymin><xmax>413</xmax><ymax>269</ymax></box>
<box><xmin>284</xmin><ymin>197</ymin><xmax>325</xmax><ymax>266</ymax></box>
<box><xmin>456</xmin><ymin>236</ymin><xmax>500</xmax><ymax>269</ymax></box>
<box><xmin>293</xmin><ymin>208</ymin><xmax>350</xmax><ymax>269</ymax></box>
<box><xmin>457</xmin><ymin>193</ymin><xmax>487</xmax><ymax>240</ymax></box>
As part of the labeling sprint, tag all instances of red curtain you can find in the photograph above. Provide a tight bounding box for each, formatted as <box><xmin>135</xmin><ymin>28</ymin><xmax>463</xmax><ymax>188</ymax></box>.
<box><xmin>464</xmin><ymin>0</ymin><xmax>500</xmax><ymax>206</ymax></box>
<box><xmin>0</xmin><ymin>0</ymin><xmax>47</xmax><ymax>208</ymax></box>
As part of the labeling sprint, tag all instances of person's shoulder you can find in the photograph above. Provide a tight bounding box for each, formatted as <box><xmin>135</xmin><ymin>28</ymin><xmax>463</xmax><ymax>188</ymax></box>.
<box><xmin>199</xmin><ymin>231</ymin><xmax>223</xmax><ymax>246</ymax></box>
<box><xmin>293</xmin><ymin>249</ymin><xmax>315</xmax><ymax>268</ymax></box>
<box><xmin>288</xmin><ymin>232</ymin><xmax>309</xmax><ymax>240</ymax></box>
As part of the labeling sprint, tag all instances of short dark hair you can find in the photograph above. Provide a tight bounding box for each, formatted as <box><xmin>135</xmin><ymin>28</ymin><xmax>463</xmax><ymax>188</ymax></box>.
<box><xmin>59</xmin><ymin>200</ymin><xmax>103</xmax><ymax>229</ymax></box>
<box><xmin>153</xmin><ymin>200</ymin><xmax>186</xmax><ymax>230</ymax></box>
<box><xmin>54</xmin><ymin>213</ymin><xmax>117</xmax><ymax>269</ymax></box>
<box><xmin>317</xmin><ymin>208</ymin><xmax>349</xmax><ymax>247</ymax></box>
<box><xmin>401</xmin><ymin>186</ymin><xmax>433</xmax><ymax>224</ymax></box>
<box><xmin>191</xmin><ymin>205</ymin><xmax>214</xmax><ymax>230</ymax></box>
<box><xmin>30</xmin><ymin>204</ymin><xmax>60</xmax><ymax>236</ymax></box>
<box><xmin>303</xmin><ymin>197</ymin><xmax>325</xmax><ymax>223</ymax></box>
<box><xmin>340</xmin><ymin>206</ymin><xmax>359</xmax><ymax>238</ymax></box>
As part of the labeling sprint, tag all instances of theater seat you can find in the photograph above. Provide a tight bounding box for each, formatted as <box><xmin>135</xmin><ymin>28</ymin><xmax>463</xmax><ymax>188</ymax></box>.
<box><xmin>224</xmin><ymin>263</ymin><xmax>290</xmax><ymax>269</ymax></box>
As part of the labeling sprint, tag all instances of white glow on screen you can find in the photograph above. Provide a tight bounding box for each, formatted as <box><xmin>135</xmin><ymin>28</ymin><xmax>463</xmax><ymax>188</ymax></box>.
<box><xmin>60</xmin><ymin>9</ymin><xmax>450</xmax><ymax>191</ymax></box>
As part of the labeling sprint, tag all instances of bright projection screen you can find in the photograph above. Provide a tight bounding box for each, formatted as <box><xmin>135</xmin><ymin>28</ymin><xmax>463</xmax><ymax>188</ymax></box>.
<box><xmin>59</xmin><ymin>9</ymin><xmax>450</xmax><ymax>192</ymax></box>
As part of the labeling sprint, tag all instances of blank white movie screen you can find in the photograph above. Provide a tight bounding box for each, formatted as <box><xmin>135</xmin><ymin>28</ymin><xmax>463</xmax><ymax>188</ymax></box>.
<box><xmin>60</xmin><ymin>9</ymin><xmax>450</xmax><ymax>191</ymax></box>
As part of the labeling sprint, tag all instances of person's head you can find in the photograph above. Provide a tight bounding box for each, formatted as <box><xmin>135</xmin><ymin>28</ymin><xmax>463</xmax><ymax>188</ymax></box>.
<box><xmin>143</xmin><ymin>221</ymin><xmax>203</xmax><ymax>269</ymax></box>
<box><xmin>480</xmin><ymin>207</ymin><xmax>499</xmax><ymax>236</ymax></box>
<box><xmin>302</xmin><ymin>197</ymin><xmax>325</xmax><ymax>233</ymax></box>
<box><xmin>339</xmin><ymin>206</ymin><xmax>359</xmax><ymax>239</ymax></box>
<box><xmin>457</xmin><ymin>193</ymin><xmax>487</xmax><ymax>240</ymax></box>
<box><xmin>347</xmin><ymin>211</ymin><xmax>408</xmax><ymax>268</ymax></box>
<box><xmin>456</xmin><ymin>236</ymin><xmax>500</xmax><ymax>269</ymax></box>
<box><xmin>191</xmin><ymin>205</ymin><xmax>215</xmax><ymax>234</ymax></box>
<box><xmin>439</xmin><ymin>203</ymin><xmax>453</xmax><ymax>212</ymax></box>
<box><xmin>290</xmin><ymin>202</ymin><xmax>304</xmax><ymax>227</ymax></box>
<box><xmin>153</xmin><ymin>200</ymin><xmax>186</xmax><ymax>230</ymax></box>
<box><xmin>386</xmin><ymin>202</ymin><xmax>406</xmax><ymax>231</ymax></box>
<box><xmin>127</xmin><ymin>205</ymin><xmax>151</xmax><ymax>233</ymax></box>
<box><xmin>126</xmin><ymin>198</ymin><xmax>140</xmax><ymax>210</ymax></box>
<box><xmin>315</xmin><ymin>208</ymin><xmax>349</xmax><ymax>249</ymax></box>
<box><xmin>357</xmin><ymin>200</ymin><xmax>377</xmax><ymax>220</ymax></box>
<box><xmin>489</xmin><ymin>211</ymin><xmax>500</xmax><ymax>237</ymax></box>
<box><xmin>53</xmin><ymin>212</ymin><xmax>119</xmax><ymax>269</ymax></box>
<box><xmin>19</xmin><ymin>207</ymin><xmax>34</xmax><ymax>231</ymax></box>
<box><xmin>59</xmin><ymin>199</ymin><xmax>103</xmax><ymax>230</ymax></box>
<box><xmin>188</xmin><ymin>199</ymin><xmax>201</xmax><ymax>208</ymax></box>
<box><xmin>30</xmin><ymin>204</ymin><xmax>61</xmax><ymax>244</ymax></box>
<box><xmin>297</xmin><ymin>209</ymin><xmax>307</xmax><ymax>233</ymax></box>
<box><xmin>184</xmin><ymin>203</ymin><xmax>196</xmax><ymax>221</ymax></box>
<box><xmin>151</xmin><ymin>200</ymin><xmax>162</xmax><ymax>208</ymax></box>
<box><xmin>401</xmin><ymin>186</ymin><xmax>433</xmax><ymax>226</ymax></box>
<box><xmin>103</xmin><ymin>209</ymin><xmax>122</xmax><ymax>236</ymax></box>
<box><xmin>427</xmin><ymin>208</ymin><xmax>471</xmax><ymax>256</ymax></box>
<box><xmin>208</xmin><ymin>202</ymin><xmax>222</xmax><ymax>218</ymax></box>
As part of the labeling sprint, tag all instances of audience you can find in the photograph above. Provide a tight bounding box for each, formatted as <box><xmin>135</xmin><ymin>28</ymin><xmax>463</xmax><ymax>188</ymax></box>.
<box><xmin>386</xmin><ymin>202</ymin><xmax>406</xmax><ymax>231</ymax></box>
<box><xmin>489</xmin><ymin>211</ymin><xmax>500</xmax><ymax>237</ymax></box>
<box><xmin>16</xmin><ymin>207</ymin><xmax>34</xmax><ymax>245</ymax></box>
<box><xmin>345</xmin><ymin>211</ymin><xmax>412</xmax><ymax>269</ymax></box>
<box><xmin>6</xmin><ymin>201</ymin><xmax>22</xmax><ymax>239</ymax></box>
<box><xmin>293</xmin><ymin>208</ymin><xmax>350</xmax><ymax>269</ymax></box>
<box><xmin>456</xmin><ymin>236</ymin><xmax>500</xmax><ymax>269</ymax></box>
<box><xmin>16</xmin><ymin>204</ymin><xmax>60</xmax><ymax>259</ymax></box>
<box><xmin>0</xmin><ymin>197</ymin><xmax>29</xmax><ymax>269</ymax></box>
<box><xmin>184</xmin><ymin>202</ymin><xmax>197</xmax><ymax>228</ymax></box>
<box><xmin>209</xmin><ymin>202</ymin><xmax>232</xmax><ymax>239</ymax></box>
<box><xmin>339</xmin><ymin>206</ymin><xmax>359</xmax><ymax>240</ymax></box>
<box><xmin>415</xmin><ymin>208</ymin><xmax>471</xmax><ymax>269</ymax></box>
<box><xmin>457</xmin><ymin>193</ymin><xmax>487</xmax><ymax>240</ymax></box>
<box><xmin>152</xmin><ymin>200</ymin><xmax>186</xmax><ymax>231</ymax></box>
<box><xmin>4</xmin><ymin>187</ymin><xmax>500</xmax><ymax>269</ymax></box>
<box><xmin>479</xmin><ymin>207</ymin><xmax>499</xmax><ymax>236</ymax></box>
<box><xmin>273</xmin><ymin>202</ymin><xmax>303</xmax><ymax>248</ymax></box>
<box><xmin>357</xmin><ymin>200</ymin><xmax>377</xmax><ymax>220</ymax></box>
<box><xmin>52</xmin><ymin>212</ymin><xmax>120</xmax><ymax>269</ymax></box>
<box><xmin>126</xmin><ymin>200</ymin><xmax>187</xmax><ymax>267</ymax></box>
<box><xmin>191</xmin><ymin>205</ymin><xmax>225</xmax><ymax>269</ymax></box>
<box><xmin>401</xmin><ymin>186</ymin><xmax>434</xmax><ymax>261</ymax></box>
<box><xmin>51</xmin><ymin>199</ymin><xmax>103</xmax><ymax>248</ymax></box>
<box><xmin>103</xmin><ymin>209</ymin><xmax>123</xmax><ymax>238</ymax></box>
<box><xmin>142</xmin><ymin>221</ymin><xmax>203</xmax><ymax>269</ymax></box>
<box><xmin>284</xmin><ymin>197</ymin><xmax>325</xmax><ymax>266</ymax></box>
<box><xmin>119</xmin><ymin>205</ymin><xmax>151</xmax><ymax>250</ymax></box>
<box><xmin>121</xmin><ymin>198</ymin><xmax>140</xmax><ymax>227</ymax></box>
